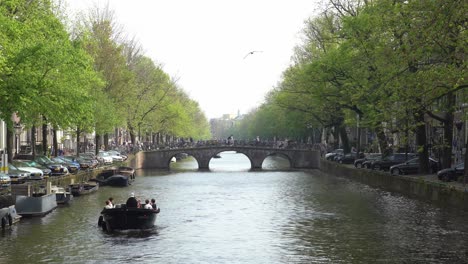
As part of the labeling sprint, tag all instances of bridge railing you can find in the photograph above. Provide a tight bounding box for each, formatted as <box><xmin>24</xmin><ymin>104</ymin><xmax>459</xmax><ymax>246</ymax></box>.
<box><xmin>137</xmin><ymin>140</ymin><xmax>324</xmax><ymax>152</ymax></box>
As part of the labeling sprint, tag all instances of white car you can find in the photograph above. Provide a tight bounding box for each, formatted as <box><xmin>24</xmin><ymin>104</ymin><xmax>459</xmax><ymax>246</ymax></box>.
<box><xmin>12</xmin><ymin>161</ymin><xmax>44</xmax><ymax>180</ymax></box>
<box><xmin>107</xmin><ymin>150</ymin><xmax>127</xmax><ymax>161</ymax></box>
<box><xmin>99</xmin><ymin>151</ymin><xmax>124</xmax><ymax>163</ymax></box>
<box><xmin>97</xmin><ymin>152</ymin><xmax>113</xmax><ymax>164</ymax></box>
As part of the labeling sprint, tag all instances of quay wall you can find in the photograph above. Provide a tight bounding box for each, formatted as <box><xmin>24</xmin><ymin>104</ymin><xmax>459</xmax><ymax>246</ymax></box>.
<box><xmin>7</xmin><ymin>168</ymin><xmax>107</xmax><ymax>204</ymax></box>
<box><xmin>320</xmin><ymin>159</ymin><xmax>468</xmax><ymax>210</ymax></box>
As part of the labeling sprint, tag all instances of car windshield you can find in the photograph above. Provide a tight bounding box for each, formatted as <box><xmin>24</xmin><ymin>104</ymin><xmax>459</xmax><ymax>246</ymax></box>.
<box><xmin>25</xmin><ymin>161</ymin><xmax>40</xmax><ymax>167</ymax></box>
<box><xmin>12</xmin><ymin>161</ymin><xmax>28</xmax><ymax>167</ymax></box>
<box><xmin>36</xmin><ymin>156</ymin><xmax>53</xmax><ymax>164</ymax></box>
<box><xmin>8</xmin><ymin>163</ymin><xmax>19</xmax><ymax>170</ymax></box>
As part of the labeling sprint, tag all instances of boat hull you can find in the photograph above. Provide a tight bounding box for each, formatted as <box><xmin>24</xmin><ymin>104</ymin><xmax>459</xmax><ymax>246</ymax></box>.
<box><xmin>99</xmin><ymin>207</ymin><xmax>159</xmax><ymax>231</ymax></box>
<box><xmin>92</xmin><ymin>175</ymin><xmax>129</xmax><ymax>187</ymax></box>
<box><xmin>15</xmin><ymin>193</ymin><xmax>57</xmax><ymax>217</ymax></box>
<box><xmin>56</xmin><ymin>192</ymin><xmax>73</xmax><ymax>204</ymax></box>
<box><xmin>0</xmin><ymin>205</ymin><xmax>21</xmax><ymax>228</ymax></box>
<box><xmin>69</xmin><ymin>183</ymin><xmax>99</xmax><ymax>196</ymax></box>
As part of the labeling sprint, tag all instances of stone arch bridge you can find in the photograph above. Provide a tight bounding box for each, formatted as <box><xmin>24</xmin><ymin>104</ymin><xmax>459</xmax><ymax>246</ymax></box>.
<box><xmin>134</xmin><ymin>146</ymin><xmax>320</xmax><ymax>170</ymax></box>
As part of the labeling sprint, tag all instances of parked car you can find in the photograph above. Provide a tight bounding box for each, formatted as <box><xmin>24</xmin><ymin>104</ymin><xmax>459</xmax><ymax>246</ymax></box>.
<box><xmin>325</xmin><ymin>149</ymin><xmax>344</xmax><ymax>161</ymax></box>
<box><xmin>437</xmin><ymin>162</ymin><xmax>464</xmax><ymax>182</ymax></box>
<box><xmin>107</xmin><ymin>150</ymin><xmax>128</xmax><ymax>161</ymax></box>
<box><xmin>103</xmin><ymin>151</ymin><xmax>124</xmax><ymax>163</ymax></box>
<box><xmin>96</xmin><ymin>152</ymin><xmax>113</xmax><ymax>164</ymax></box>
<box><xmin>335</xmin><ymin>152</ymin><xmax>364</xmax><ymax>164</ymax></box>
<box><xmin>354</xmin><ymin>153</ymin><xmax>382</xmax><ymax>168</ymax></box>
<box><xmin>6</xmin><ymin>164</ymin><xmax>30</xmax><ymax>184</ymax></box>
<box><xmin>79</xmin><ymin>153</ymin><xmax>100</xmax><ymax>168</ymax></box>
<box><xmin>10</xmin><ymin>161</ymin><xmax>44</xmax><ymax>180</ymax></box>
<box><xmin>14</xmin><ymin>160</ymin><xmax>52</xmax><ymax>177</ymax></box>
<box><xmin>14</xmin><ymin>154</ymin><xmax>69</xmax><ymax>176</ymax></box>
<box><xmin>66</xmin><ymin>156</ymin><xmax>97</xmax><ymax>170</ymax></box>
<box><xmin>0</xmin><ymin>173</ymin><xmax>11</xmax><ymax>188</ymax></box>
<box><xmin>52</xmin><ymin>156</ymin><xmax>80</xmax><ymax>174</ymax></box>
<box><xmin>33</xmin><ymin>156</ymin><xmax>69</xmax><ymax>176</ymax></box>
<box><xmin>370</xmin><ymin>153</ymin><xmax>417</xmax><ymax>171</ymax></box>
<box><xmin>389</xmin><ymin>157</ymin><xmax>440</xmax><ymax>175</ymax></box>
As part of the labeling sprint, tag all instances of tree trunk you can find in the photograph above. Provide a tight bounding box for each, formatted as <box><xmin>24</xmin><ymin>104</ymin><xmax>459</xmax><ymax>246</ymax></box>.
<box><xmin>53</xmin><ymin>126</ymin><xmax>58</xmax><ymax>157</ymax></box>
<box><xmin>356</xmin><ymin>114</ymin><xmax>361</xmax><ymax>154</ymax></box>
<box><xmin>95</xmin><ymin>133</ymin><xmax>100</xmax><ymax>155</ymax></box>
<box><xmin>442</xmin><ymin>93</ymin><xmax>455</xmax><ymax>169</ymax></box>
<box><xmin>32</xmin><ymin>125</ymin><xmax>36</xmax><ymax>159</ymax></box>
<box><xmin>42</xmin><ymin>120</ymin><xmax>48</xmax><ymax>156</ymax></box>
<box><xmin>415</xmin><ymin>110</ymin><xmax>430</xmax><ymax>173</ymax></box>
<box><xmin>7</xmin><ymin>127</ymin><xmax>13</xmax><ymax>162</ymax></box>
<box><xmin>77</xmin><ymin>127</ymin><xmax>81</xmax><ymax>156</ymax></box>
<box><xmin>375</xmin><ymin>123</ymin><xmax>391</xmax><ymax>157</ymax></box>
<box><xmin>104</xmin><ymin>133</ymin><xmax>109</xmax><ymax>150</ymax></box>
<box><xmin>339</xmin><ymin>125</ymin><xmax>350</xmax><ymax>153</ymax></box>
<box><xmin>464</xmin><ymin>139</ymin><xmax>468</xmax><ymax>185</ymax></box>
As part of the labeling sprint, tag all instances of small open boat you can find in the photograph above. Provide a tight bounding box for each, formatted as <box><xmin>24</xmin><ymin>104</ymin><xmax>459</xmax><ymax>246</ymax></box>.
<box><xmin>98</xmin><ymin>204</ymin><xmax>160</xmax><ymax>232</ymax></box>
<box><xmin>90</xmin><ymin>174</ymin><xmax>129</xmax><ymax>187</ymax></box>
<box><xmin>0</xmin><ymin>205</ymin><xmax>21</xmax><ymax>229</ymax></box>
<box><xmin>91</xmin><ymin>168</ymin><xmax>131</xmax><ymax>187</ymax></box>
<box><xmin>69</xmin><ymin>182</ymin><xmax>99</xmax><ymax>197</ymax></box>
<box><xmin>50</xmin><ymin>185</ymin><xmax>73</xmax><ymax>204</ymax></box>
<box><xmin>91</xmin><ymin>166</ymin><xmax>135</xmax><ymax>187</ymax></box>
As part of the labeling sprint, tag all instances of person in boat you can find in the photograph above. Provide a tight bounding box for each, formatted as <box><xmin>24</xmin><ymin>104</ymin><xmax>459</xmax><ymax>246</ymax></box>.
<box><xmin>151</xmin><ymin>198</ymin><xmax>158</xmax><ymax>210</ymax></box>
<box><xmin>126</xmin><ymin>193</ymin><xmax>138</xmax><ymax>208</ymax></box>
<box><xmin>108</xmin><ymin>197</ymin><xmax>114</xmax><ymax>208</ymax></box>
<box><xmin>104</xmin><ymin>200</ymin><xmax>113</xmax><ymax>209</ymax></box>
<box><xmin>144</xmin><ymin>199</ymin><xmax>152</xmax><ymax>209</ymax></box>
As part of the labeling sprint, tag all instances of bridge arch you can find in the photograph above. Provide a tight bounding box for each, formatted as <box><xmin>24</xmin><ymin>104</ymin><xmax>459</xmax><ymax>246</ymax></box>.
<box><xmin>134</xmin><ymin>146</ymin><xmax>320</xmax><ymax>170</ymax></box>
<box><xmin>261</xmin><ymin>153</ymin><xmax>292</xmax><ymax>169</ymax></box>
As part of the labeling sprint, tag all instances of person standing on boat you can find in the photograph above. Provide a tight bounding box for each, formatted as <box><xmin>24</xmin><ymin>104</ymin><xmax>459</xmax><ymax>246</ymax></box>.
<box><xmin>126</xmin><ymin>193</ymin><xmax>138</xmax><ymax>208</ymax></box>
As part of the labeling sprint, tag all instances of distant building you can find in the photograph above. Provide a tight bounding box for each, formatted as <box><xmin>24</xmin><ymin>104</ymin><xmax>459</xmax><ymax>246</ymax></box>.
<box><xmin>210</xmin><ymin>112</ymin><xmax>244</xmax><ymax>140</ymax></box>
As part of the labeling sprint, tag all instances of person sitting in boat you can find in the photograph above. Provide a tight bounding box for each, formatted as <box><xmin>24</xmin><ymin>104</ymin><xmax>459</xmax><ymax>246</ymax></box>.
<box><xmin>151</xmin><ymin>198</ymin><xmax>158</xmax><ymax>210</ymax></box>
<box><xmin>126</xmin><ymin>193</ymin><xmax>138</xmax><ymax>208</ymax></box>
<box><xmin>104</xmin><ymin>200</ymin><xmax>113</xmax><ymax>209</ymax></box>
<box><xmin>144</xmin><ymin>199</ymin><xmax>153</xmax><ymax>209</ymax></box>
<box><xmin>108</xmin><ymin>197</ymin><xmax>114</xmax><ymax>208</ymax></box>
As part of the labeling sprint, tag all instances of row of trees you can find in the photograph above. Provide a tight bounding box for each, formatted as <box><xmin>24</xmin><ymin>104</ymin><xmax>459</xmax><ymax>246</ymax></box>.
<box><xmin>230</xmin><ymin>0</ymin><xmax>466</xmax><ymax>173</ymax></box>
<box><xmin>0</xmin><ymin>0</ymin><xmax>210</xmax><ymax>160</ymax></box>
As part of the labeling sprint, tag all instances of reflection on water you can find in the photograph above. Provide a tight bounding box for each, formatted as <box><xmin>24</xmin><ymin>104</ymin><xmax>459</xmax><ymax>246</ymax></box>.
<box><xmin>1</xmin><ymin>153</ymin><xmax>468</xmax><ymax>263</ymax></box>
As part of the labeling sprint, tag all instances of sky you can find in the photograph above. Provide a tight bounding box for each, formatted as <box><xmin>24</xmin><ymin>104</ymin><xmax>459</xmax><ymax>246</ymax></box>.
<box><xmin>63</xmin><ymin>0</ymin><xmax>322</xmax><ymax>119</ymax></box>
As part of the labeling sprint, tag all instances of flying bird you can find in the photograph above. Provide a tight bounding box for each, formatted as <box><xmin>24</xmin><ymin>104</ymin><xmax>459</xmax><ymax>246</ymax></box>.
<box><xmin>243</xmin><ymin>50</ymin><xmax>263</xmax><ymax>59</ymax></box>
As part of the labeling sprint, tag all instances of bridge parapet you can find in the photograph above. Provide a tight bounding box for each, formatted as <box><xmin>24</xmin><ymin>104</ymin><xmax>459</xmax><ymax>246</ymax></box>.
<box><xmin>135</xmin><ymin>145</ymin><xmax>320</xmax><ymax>170</ymax></box>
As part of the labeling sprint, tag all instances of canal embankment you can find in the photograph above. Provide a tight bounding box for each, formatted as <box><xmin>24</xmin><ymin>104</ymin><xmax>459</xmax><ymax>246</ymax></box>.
<box><xmin>0</xmin><ymin>155</ymin><xmax>135</xmax><ymax>210</ymax></box>
<box><xmin>320</xmin><ymin>159</ymin><xmax>468</xmax><ymax>210</ymax></box>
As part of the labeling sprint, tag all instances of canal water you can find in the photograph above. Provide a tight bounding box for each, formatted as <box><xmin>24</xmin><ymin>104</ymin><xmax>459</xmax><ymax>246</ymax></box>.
<box><xmin>1</xmin><ymin>152</ymin><xmax>468</xmax><ymax>263</ymax></box>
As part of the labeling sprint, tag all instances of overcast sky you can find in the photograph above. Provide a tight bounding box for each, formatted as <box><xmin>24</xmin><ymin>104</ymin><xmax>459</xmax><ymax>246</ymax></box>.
<box><xmin>64</xmin><ymin>0</ymin><xmax>322</xmax><ymax>119</ymax></box>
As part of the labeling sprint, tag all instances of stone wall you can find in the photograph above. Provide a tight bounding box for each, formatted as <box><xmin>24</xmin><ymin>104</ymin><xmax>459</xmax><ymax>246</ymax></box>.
<box><xmin>320</xmin><ymin>159</ymin><xmax>468</xmax><ymax>210</ymax></box>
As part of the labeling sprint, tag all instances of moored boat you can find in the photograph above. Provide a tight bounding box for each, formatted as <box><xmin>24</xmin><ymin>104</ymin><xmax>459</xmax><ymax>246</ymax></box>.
<box><xmin>50</xmin><ymin>185</ymin><xmax>73</xmax><ymax>204</ymax></box>
<box><xmin>0</xmin><ymin>205</ymin><xmax>21</xmax><ymax>229</ymax></box>
<box><xmin>15</xmin><ymin>193</ymin><xmax>57</xmax><ymax>217</ymax></box>
<box><xmin>98</xmin><ymin>204</ymin><xmax>160</xmax><ymax>232</ymax></box>
<box><xmin>69</xmin><ymin>182</ymin><xmax>99</xmax><ymax>197</ymax></box>
<box><xmin>91</xmin><ymin>168</ymin><xmax>132</xmax><ymax>187</ymax></box>
<box><xmin>90</xmin><ymin>174</ymin><xmax>129</xmax><ymax>187</ymax></box>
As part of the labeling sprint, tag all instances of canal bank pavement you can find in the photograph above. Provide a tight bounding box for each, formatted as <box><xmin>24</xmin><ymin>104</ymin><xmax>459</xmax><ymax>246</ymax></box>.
<box><xmin>341</xmin><ymin>163</ymin><xmax>468</xmax><ymax>193</ymax></box>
